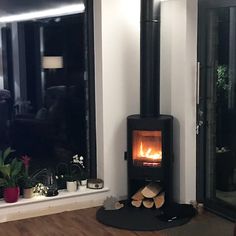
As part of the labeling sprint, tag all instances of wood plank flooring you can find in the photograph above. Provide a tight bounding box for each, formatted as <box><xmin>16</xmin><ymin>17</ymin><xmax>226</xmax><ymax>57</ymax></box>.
<box><xmin>0</xmin><ymin>207</ymin><xmax>234</xmax><ymax>236</ymax></box>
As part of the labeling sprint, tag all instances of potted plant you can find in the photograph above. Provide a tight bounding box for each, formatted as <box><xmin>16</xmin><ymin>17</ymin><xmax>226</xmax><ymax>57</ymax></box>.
<box><xmin>80</xmin><ymin>170</ymin><xmax>88</xmax><ymax>187</ymax></box>
<box><xmin>56</xmin><ymin>162</ymin><xmax>79</xmax><ymax>192</ymax></box>
<box><xmin>21</xmin><ymin>155</ymin><xmax>34</xmax><ymax>198</ymax></box>
<box><xmin>73</xmin><ymin>155</ymin><xmax>87</xmax><ymax>187</ymax></box>
<box><xmin>0</xmin><ymin>147</ymin><xmax>23</xmax><ymax>203</ymax></box>
<box><xmin>65</xmin><ymin>163</ymin><xmax>81</xmax><ymax>192</ymax></box>
<box><xmin>66</xmin><ymin>179</ymin><xmax>77</xmax><ymax>192</ymax></box>
<box><xmin>56</xmin><ymin>154</ymin><xmax>86</xmax><ymax>192</ymax></box>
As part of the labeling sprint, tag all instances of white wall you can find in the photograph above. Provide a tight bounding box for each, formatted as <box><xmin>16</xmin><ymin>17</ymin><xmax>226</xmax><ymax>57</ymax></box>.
<box><xmin>95</xmin><ymin>0</ymin><xmax>198</xmax><ymax>203</ymax></box>
<box><xmin>94</xmin><ymin>0</ymin><xmax>140</xmax><ymax>198</ymax></box>
<box><xmin>185</xmin><ymin>0</ymin><xmax>198</xmax><ymax>203</ymax></box>
<box><xmin>160</xmin><ymin>0</ymin><xmax>197</xmax><ymax>203</ymax></box>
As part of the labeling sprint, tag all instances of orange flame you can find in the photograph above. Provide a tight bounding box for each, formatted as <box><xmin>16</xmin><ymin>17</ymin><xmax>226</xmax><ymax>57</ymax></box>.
<box><xmin>138</xmin><ymin>142</ymin><xmax>162</xmax><ymax>160</ymax></box>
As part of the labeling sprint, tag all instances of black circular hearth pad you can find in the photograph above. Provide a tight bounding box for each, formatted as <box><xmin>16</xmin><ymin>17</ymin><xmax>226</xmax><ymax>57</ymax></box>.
<box><xmin>96</xmin><ymin>202</ymin><xmax>196</xmax><ymax>231</ymax></box>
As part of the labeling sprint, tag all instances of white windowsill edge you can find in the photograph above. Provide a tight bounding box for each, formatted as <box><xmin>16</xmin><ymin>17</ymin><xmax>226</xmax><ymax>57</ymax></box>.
<box><xmin>0</xmin><ymin>187</ymin><xmax>110</xmax><ymax>223</ymax></box>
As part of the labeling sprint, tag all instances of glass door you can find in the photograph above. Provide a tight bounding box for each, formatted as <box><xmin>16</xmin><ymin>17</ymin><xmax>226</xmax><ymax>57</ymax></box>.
<box><xmin>198</xmin><ymin>0</ymin><xmax>236</xmax><ymax>220</ymax></box>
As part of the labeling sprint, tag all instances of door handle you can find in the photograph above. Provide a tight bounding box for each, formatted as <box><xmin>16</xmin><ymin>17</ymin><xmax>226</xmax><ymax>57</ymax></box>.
<box><xmin>196</xmin><ymin>62</ymin><xmax>200</xmax><ymax>105</ymax></box>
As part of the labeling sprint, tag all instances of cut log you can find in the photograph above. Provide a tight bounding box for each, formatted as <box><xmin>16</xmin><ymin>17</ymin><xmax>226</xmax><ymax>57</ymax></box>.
<box><xmin>131</xmin><ymin>200</ymin><xmax>142</xmax><ymax>208</ymax></box>
<box><xmin>143</xmin><ymin>199</ymin><xmax>154</xmax><ymax>208</ymax></box>
<box><xmin>131</xmin><ymin>188</ymin><xmax>145</xmax><ymax>201</ymax></box>
<box><xmin>141</xmin><ymin>183</ymin><xmax>162</xmax><ymax>198</ymax></box>
<box><xmin>153</xmin><ymin>192</ymin><xmax>165</xmax><ymax>208</ymax></box>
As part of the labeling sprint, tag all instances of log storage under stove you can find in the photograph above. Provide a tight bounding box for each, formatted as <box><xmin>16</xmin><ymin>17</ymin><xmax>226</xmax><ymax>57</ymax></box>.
<box><xmin>131</xmin><ymin>183</ymin><xmax>165</xmax><ymax>209</ymax></box>
<box><xmin>126</xmin><ymin>0</ymin><xmax>173</xmax><ymax>206</ymax></box>
<box><xmin>127</xmin><ymin>116</ymin><xmax>173</xmax><ymax>204</ymax></box>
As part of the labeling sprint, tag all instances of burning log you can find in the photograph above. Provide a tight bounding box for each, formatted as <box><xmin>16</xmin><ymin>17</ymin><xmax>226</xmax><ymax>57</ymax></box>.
<box><xmin>153</xmin><ymin>192</ymin><xmax>165</xmax><ymax>208</ymax></box>
<box><xmin>141</xmin><ymin>182</ymin><xmax>162</xmax><ymax>198</ymax></box>
<box><xmin>131</xmin><ymin>200</ymin><xmax>142</xmax><ymax>208</ymax></box>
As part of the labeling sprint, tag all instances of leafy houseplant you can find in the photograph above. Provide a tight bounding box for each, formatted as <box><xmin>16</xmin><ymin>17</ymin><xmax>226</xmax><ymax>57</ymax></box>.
<box><xmin>0</xmin><ymin>147</ymin><xmax>23</xmax><ymax>203</ymax></box>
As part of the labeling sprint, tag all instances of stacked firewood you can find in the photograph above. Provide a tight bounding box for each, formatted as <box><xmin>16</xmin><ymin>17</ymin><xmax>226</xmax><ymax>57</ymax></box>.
<box><xmin>131</xmin><ymin>182</ymin><xmax>165</xmax><ymax>209</ymax></box>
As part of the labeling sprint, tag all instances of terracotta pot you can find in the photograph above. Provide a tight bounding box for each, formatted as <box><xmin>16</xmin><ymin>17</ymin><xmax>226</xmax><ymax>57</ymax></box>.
<box><xmin>23</xmin><ymin>188</ymin><xmax>34</xmax><ymax>199</ymax></box>
<box><xmin>4</xmin><ymin>187</ymin><xmax>20</xmax><ymax>203</ymax></box>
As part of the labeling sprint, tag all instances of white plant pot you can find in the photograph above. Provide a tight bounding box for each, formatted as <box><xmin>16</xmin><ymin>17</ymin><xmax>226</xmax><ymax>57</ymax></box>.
<box><xmin>80</xmin><ymin>179</ymin><xmax>87</xmax><ymax>187</ymax></box>
<box><xmin>66</xmin><ymin>181</ymin><xmax>78</xmax><ymax>192</ymax></box>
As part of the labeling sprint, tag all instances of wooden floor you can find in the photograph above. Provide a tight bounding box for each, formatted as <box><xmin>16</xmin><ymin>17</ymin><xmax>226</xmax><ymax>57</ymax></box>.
<box><xmin>0</xmin><ymin>207</ymin><xmax>234</xmax><ymax>236</ymax></box>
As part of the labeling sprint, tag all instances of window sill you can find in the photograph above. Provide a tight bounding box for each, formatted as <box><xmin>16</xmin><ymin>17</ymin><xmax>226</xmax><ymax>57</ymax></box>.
<box><xmin>0</xmin><ymin>187</ymin><xmax>109</xmax><ymax>209</ymax></box>
<box><xmin>0</xmin><ymin>187</ymin><xmax>110</xmax><ymax>222</ymax></box>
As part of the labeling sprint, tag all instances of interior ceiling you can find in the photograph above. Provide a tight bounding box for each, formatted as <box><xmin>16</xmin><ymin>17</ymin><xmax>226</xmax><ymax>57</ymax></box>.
<box><xmin>0</xmin><ymin>0</ymin><xmax>83</xmax><ymax>16</ymax></box>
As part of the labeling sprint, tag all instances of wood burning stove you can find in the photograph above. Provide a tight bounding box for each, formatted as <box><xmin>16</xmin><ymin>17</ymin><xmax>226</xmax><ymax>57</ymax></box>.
<box><xmin>127</xmin><ymin>115</ymin><xmax>173</xmax><ymax>203</ymax></box>
<box><xmin>126</xmin><ymin>0</ymin><xmax>173</xmax><ymax>204</ymax></box>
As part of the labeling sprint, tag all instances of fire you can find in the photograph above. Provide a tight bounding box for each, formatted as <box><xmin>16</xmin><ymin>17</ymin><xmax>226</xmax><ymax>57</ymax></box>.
<box><xmin>138</xmin><ymin>142</ymin><xmax>162</xmax><ymax>160</ymax></box>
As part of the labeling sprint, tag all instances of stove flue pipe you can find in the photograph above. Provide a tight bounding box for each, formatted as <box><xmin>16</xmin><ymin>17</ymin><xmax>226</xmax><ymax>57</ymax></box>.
<box><xmin>140</xmin><ymin>0</ymin><xmax>161</xmax><ymax>117</ymax></box>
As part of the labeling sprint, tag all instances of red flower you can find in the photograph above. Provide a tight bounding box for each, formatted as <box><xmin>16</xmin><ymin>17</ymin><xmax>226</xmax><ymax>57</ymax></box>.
<box><xmin>21</xmin><ymin>155</ymin><xmax>31</xmax><ymax>171</ymax></box>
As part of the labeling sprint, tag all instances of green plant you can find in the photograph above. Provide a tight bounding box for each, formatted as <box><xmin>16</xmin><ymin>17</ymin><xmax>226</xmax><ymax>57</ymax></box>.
<box><xmin>0</xmin><ymin>147</ymin><xmax>23</xmax><ymax>187</ymax></box>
